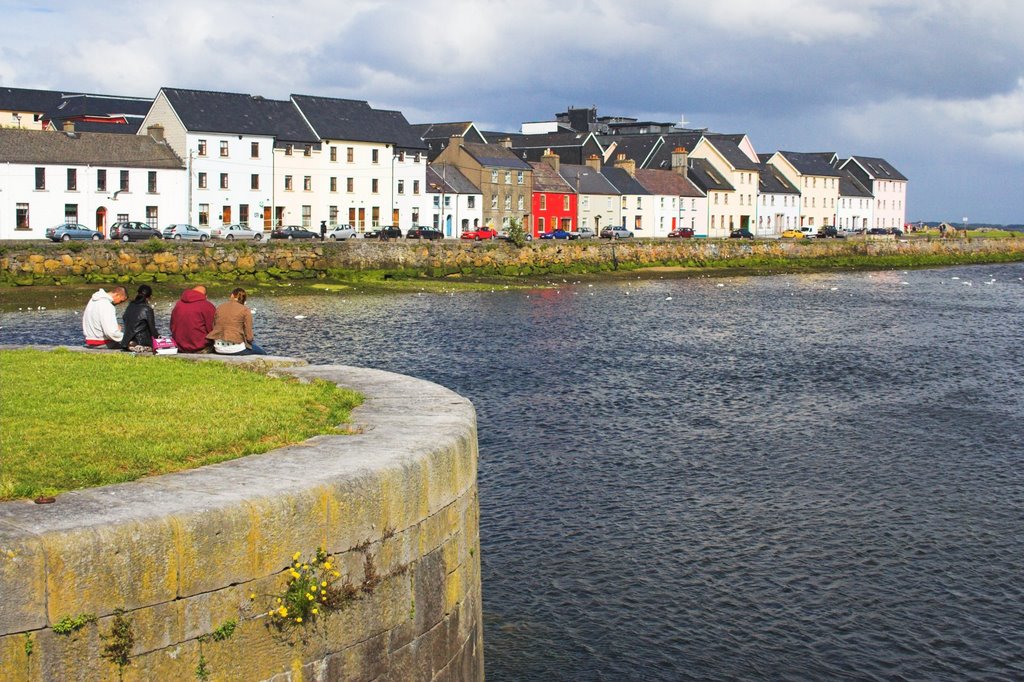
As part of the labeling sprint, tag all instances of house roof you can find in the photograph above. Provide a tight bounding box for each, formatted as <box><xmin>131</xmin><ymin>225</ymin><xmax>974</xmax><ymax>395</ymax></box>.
<box><xmin>601</xmin><ymin>166</ymin><xmax>650</xmax><ymax>195</ymax></box>
<box><xmin>757</xmin><ymin>163</ymin><xmax>800</xmax><ymax>195</ymax></box>
<box><xmin>0</xmin><ymin>86</ymin><xmax>66</xmax><ymax>113</ymax></box>
<box><xmin>529</xmin><ymin>162</ymin><xmax>574</xmax><ymax>193</ymax></box>
<box><xmin>845</xmin><ymin>155</ymin><xmax>907</xmax><ymax>182</ymax></box>
<box><xmin>426</xmin><ymin>164</ymin><xmax>480</xmax><ymax>194</ymax></box>
<box><xmin>558</xmin><ymin>164</ymin><xmax>620</xmax><ymax>195</ymax></box>
<box><xmin>775</xmin><ymin>151</ymin><xmax>843</xmax><ymax>177</ymax></box>
<box><xmin>43</xmin><ymin>94</ymin><xmax>153</xmax><ymax>134</ymax></box>
<box><xmin>686</xmin><ymin>157</ymin><xmax>734</xmax><ymax>192</ymax></box>
<box><xmin>634</xmin><ymin>168</ymin><xmax>705</xmax><ymax>197</ymax></box>
<box><xmin>506</xmin><ymin>131</ymin><xmax>598</xmax><ymax>151</ymax></box>
<box><xmin>411</xmin><ymin>122</ymin><xmax>477</xmax><ymax>141</ymax></box>
<box><xmin>0</xmin><ymin>127</ymin><xmax>182</xmax><ymax>168</ymax></box>
<box><xmin>293</xmin><ymin>94</ymin><xmax>425</xmax><ymax>149</ymax></box>
<box><xmin>837</xmin><ymin>167</ymin><xmax>874</xmax><ymax>197</ymax></box>
<box><xmin>596</xmin><ymin>134</ymin><xmax>665</xmax><ymax>167</ymax></box>
<box><xmin>702</xmin><ymin>135</ymin><xmax>760</xmax><ymax>171</ymax></box>
<box><xmin>461</xmin><ymin>142</ymin><xmax>532</xmax><ymax>170</ymax></box>
<box><xmin>160</xmin><ymin>88</ymin><xmax>318</xmax><ymax>142</ymax></box>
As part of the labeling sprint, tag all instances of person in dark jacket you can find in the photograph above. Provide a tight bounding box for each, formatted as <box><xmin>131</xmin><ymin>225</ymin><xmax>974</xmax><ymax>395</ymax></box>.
<box><xmin>170</xmin><ymin>285</ymin><xmax>216</xmax><ymax>353</ymax></box>
<box><xmin>120</xmin><ymin>284</ymin><xmax>158</xmax><ymax>352</ymax></box>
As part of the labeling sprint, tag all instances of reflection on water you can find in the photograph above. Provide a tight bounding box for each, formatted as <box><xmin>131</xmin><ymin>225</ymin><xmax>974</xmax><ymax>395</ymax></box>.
<box><xmin>3</xmin><ymin>264</ymin><xmax>1024</xmax><ymax>681</ymax></box>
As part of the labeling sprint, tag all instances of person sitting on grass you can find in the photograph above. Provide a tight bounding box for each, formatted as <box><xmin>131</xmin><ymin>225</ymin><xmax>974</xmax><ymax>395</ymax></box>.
<box><xmin>82</xmin><ymin>286</ymin><xmax>127</xmax><ymax>348</ymax></box>
<box><xmin>120</xmin><ymin>284</ymin><xmax>158</xmax><ymax>353</ymax></box>
<box><xmin>170</xmin><ymin>284</ymin><xmax>216</xmax><ymax>353</ymax></box>
<box><xmin>206</xmin><ymin>287</ymin><xmax>266</xmax><ymax>355</ymax></box>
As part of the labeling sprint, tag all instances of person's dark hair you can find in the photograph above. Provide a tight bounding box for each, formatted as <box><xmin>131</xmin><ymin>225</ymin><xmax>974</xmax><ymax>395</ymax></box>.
<box><xmin>133</xmin><ymin>284</ymin><xmax>153</xmax><ymax>303</ymax></box>
<box><xmin>231</xmin><ymin>287</ymin><xmax>247</xmax><ymax>305</ymax></box>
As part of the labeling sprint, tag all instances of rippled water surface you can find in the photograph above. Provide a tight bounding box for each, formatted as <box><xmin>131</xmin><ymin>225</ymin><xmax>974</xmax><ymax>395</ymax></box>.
<box><xmin>3</xmin><ymin>265</ymin><xmax>1024</xmax><ymax>680</ymax></box>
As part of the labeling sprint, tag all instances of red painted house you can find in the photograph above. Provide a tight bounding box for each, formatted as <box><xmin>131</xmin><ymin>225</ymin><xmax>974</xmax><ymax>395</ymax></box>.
<box><xmin>530</xmin><ymin>151</ymin><xmax>575</xmax><ymax>237</ymax></box>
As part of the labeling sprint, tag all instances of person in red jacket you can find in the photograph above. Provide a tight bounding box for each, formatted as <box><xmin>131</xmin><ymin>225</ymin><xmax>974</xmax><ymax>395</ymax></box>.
<box><xmin>170</xmin><ymin>285</ymin><xmax>216</xmax><ymax>353</ymax></box>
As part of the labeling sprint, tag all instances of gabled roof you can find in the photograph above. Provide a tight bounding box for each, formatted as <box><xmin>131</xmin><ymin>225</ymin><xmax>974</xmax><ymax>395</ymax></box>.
<box><xmin>558</xmin><ymin>164</ymin><xmax>620</xmax><ymax>195</ymax></box>
<box><xmin>293</xmin><ymin>95</ymin><xmax>425</xmax><ymax>149</ymax></box>
<box><xmin>505</xmin><ymin>131</ymin><xmax>600</xmax><ymax>151</ymax></box>
<box><xmin>701</xmin><ymin>135</ymin><xmax>760</xmax><ymax>171</ymax></box>
<box><xmin>844</xmin><ymin>155</ymin><xmax>907</xmax><ymax>182</ymax></box>
<box><xmin>461</xmin><ymin>142</ymin><xmax>531</xmax><ymax>170</ymax></box>
<box><xmin>0</xmin><ymin>128</ymin><xmax>182</xmax><ymax>168</ymax></box>
<box><xmin>529</xmin><ymin>162</ymin><xmax>574</xmax><ymax>193</ymax></box>
<box><xmin>686</xmin><ymin>157</ymin><xmax>734</xmax><ymax>192</ymax></box>
<box><xmin>426</xmin><ymin>164</ymin><xmax>480</xmax><ymax>194</ymax></box>
<box><xmin>757</xmin><ymin>163</ymin><xmax>800</xmax><ymax>195</ymax></box>
<box><xmin>601</xmin><ymin>166</ymin><xmax>650</xmax><ymax>195</ymax></box>
<box><xmin>634</xmin><ymin>168</ymin><xmax>705</xmax><ymax>198</ymax></box>
<box><xmin>596</xmin><ymin>134</ymin><xmax>665</xmax><ymax>167</ymax></box>
<box><xmin>837</xmin><ymin>167</ymin><xmax>873</xmax><ymax>198</ymax></box>
<box><xmin>411</xmin><ymin>122</ymin><xmax>479</xmax><ymax>141</ymax></box>
<box><xmin>0</xmin><ymin>86</ymin><xmax>65</xmax><ymax>113</ymax></box>
<box><xmin>775</xmin><ymin>151</ymin><xmax>842</xmax><ymax>177</ymax></box>
<box><xmin>160</xmin><ymin>88</ymin><xmax>318</xmax><ymax>142</ymax></box>
<box><xmin>44</xmin><ymin>94</ymin><xmax>153</xmax><ymax>134</ymax></box>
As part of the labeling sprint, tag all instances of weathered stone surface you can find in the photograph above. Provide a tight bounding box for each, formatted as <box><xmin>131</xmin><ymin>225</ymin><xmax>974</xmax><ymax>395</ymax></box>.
<box><xmin>0</xmin><ymin>525</ymin><xmax>47</xmax><ymax>635</ymax></box>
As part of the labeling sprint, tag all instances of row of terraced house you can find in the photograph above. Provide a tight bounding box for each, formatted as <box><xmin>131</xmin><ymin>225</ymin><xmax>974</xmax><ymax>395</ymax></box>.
<box><xmin>0</xmin><ymin>88</ymin><xmax>907</xmax><ymax>240</ymax></box>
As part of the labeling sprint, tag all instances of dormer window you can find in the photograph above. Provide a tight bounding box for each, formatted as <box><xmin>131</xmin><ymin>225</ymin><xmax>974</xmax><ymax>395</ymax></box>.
<box><xmin>285</xmin><ymin>144</ymin><xmax>293</xmax><ymax>156</ymax></box>
<box><xmin>303</xmin><ymin>144</ymin><xmax>312</xmax><ymax>157</ymax></box>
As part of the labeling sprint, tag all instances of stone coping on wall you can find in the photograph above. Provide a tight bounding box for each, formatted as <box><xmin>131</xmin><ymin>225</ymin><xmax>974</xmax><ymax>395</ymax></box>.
<box><xmin>0</xmin><ymin>347</ymin><xmax>483</xmax><ymax>680</ymax></box>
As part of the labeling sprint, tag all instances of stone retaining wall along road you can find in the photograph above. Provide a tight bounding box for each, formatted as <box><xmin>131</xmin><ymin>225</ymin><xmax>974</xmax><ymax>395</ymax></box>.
<box><xmin>0</xmin><ymin>352</ymin><xmax>483</xmax><ymax>681</ymax></box>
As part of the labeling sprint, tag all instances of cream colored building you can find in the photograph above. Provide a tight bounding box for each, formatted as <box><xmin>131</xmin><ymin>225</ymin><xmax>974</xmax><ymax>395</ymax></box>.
<box><xmin>766</xmin><ymin>151</ymin><xmax>842</xmax><ymax>229</ymax></box>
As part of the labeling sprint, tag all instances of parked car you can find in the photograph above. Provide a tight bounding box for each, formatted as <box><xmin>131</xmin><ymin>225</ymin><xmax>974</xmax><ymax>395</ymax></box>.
<box><xmin>109</xmin><ymin>221</ymin><xmax>162</xmax><ymax>242</ymax></box>
<box><xmin>576</xmin><ymin>227</ymin><xmax>596</xmax><ymax>239</ymax></box>
<box><xmin>209</xmin><ymin>224</ymin><xmax>263</xmax><ymax>241</ymax></box>
<box><xmin>271</xmin><ymin>225</ymin><xmax>319</xmax><ymax>240</ymax></box>
<box><xmin>162</xmin><ymin>224</ymin><xmax>208</xmax><ymax>241</ymax></box>
<box><xmin>781</xmin><ymin>229</ymin><xmax>805</xmax><ymax>238</ymax></box>
<box><xmin>460</xmin><ymin>228</ymin><xmax>499</xmax><ymax>241</ymax></box>
<box><xmin>326</xmin><ymin>225</ymin><xmax>359</xmax><ymax>241</ymax></box>
<box><xmin>45</xmin><ymin>223</ymin><xmax>102</xmax><ymax>242</ymax></box>
<box><xmin>729</xmin><ymin>228</ymin><xmax>753</xmax><ymax>239</ymax></box>
<box><xmin>600</xmin><ymin>227</ymin><xmax>633</xmax><ymax>239</ymax></box>
<box><xmin>539</xmin><ymin>229</ymin><xmax>574</xmax><ymax>240</ymax></box>
<box><xmin>497</xmin><ymin>229</ymin><xmax>533</xmax><ymax>242</ymax></box>
<box><xmin>816</xmin><ymin>226</ymin><xmax>844</xmax><ymax>239</ymax></box>
<box><xmin>364</xmin><ymin>225</ymin><xmax>403</xmax><ymax>240</ymax></box>
<box><xmin>406</xmin><ymin>226</ymin><xmax>444</xmax><ymax>240</ymax></box>
<box><xmin>799</xmin><ymin>226</ymin><xmax>817</xmax><ymax>239</ymax></box>
<box><xmin>667</xmin><ymin>227</ymin><xmax>694</xmax><ymax>239</ymax></box>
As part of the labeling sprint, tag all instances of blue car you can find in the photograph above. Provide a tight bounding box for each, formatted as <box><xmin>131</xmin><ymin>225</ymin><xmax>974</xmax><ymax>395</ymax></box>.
<box><xmin>45</xmin><ymin>223</ymin><xmax>102</xmax><ymax>242</ymax></box>
<box><xmin>539</xmin><ymin>229</ymin><xmax>574</xmax><ymax>240</ymax></box>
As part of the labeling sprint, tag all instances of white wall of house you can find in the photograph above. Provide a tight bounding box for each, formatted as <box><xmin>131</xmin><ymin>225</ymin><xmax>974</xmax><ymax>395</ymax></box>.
<box><xmin>650</xmin><ymin>194</ymin><xmax>680</xmax><ymax>238</ymax></box>
<box><xmin>706</xmin><ymin>190</ymin><xmax>737</xmax><ymax>238</ymax></box>
<box><xmin>871</xmin><ymin>178</ymin><xmax>906</xmax><ymax>229</ymax></box>
<box><xmin>392</xmin><ymin>151</ymin><xmax>429</xmax><ymax>231</ymax></box>
<box><xmin>836</xmin><ymin>194</ymin><xmax>873</xmax><ymax>231</ymax></box>
<box><xmin>620</xmin><ymin>194</ymin><xmax>655</xmax><ymax>235</ymax></box>
<box><xmin>767</xmin><ymin>154</ymin><xmax>838</xmax><ymax>229</ymax></box>
<box><xmin>0</xmin><ymin>161</ymin><xmax>186</xmax><ymax>239</ymax></box>
<box><xmin>430</xmin><ymin>192</ymin><xmax>482</xmax><ymax>236</ymax></box>
<box><xmin>187</xmin><ymin>132</ymin><xmax>276</xmax><ymax>229</ymax></box>
<box><xmin>577</xmin><ymin>192</ymin><xmax>621</xmax><ymax>233</ymax></box>
<box><xmin>756</xmin><ymin>192</ymin><xmax>800</xmax><ymax>235</ymax></box>
<box><xmin>691</xmin><ymin>139</ymin><xmax>759</xmax><ymax>233</ymax></box>
<box><xmin>677</xmin><ymin>194</ymin><xmax>708</xmax><ymax>237</ymax></box>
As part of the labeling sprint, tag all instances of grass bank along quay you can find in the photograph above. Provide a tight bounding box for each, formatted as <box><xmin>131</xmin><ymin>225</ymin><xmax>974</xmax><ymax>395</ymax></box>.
<box><xmin>2</xmin><ymin>237</ymin><xmax>1023</xmax><ymax>286</ymax></box>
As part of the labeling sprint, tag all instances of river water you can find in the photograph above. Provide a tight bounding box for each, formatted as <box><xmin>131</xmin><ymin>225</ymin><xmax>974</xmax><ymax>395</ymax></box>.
<box><xmin>3</xmin><ymin>264</ymin><xmax>1023</xmax><ymax>681</ymax></box>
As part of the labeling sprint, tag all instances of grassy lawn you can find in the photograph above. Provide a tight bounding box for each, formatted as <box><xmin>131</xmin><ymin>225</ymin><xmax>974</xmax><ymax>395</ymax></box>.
<box><xmin>0</xmin><ymin>349</ymin><xmax>362</xmax><ymax>500</ymax></box>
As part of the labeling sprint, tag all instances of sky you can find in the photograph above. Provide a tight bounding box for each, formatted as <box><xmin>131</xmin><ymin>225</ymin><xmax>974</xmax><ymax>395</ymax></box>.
<box><xmin>1</xmin><ymin>0</ymin><xmax>1022</xmax><ymax>224</ymax></box>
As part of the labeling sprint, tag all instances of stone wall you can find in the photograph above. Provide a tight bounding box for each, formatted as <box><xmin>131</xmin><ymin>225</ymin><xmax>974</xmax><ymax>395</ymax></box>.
<box><xmin>0</xmin><ymin>352</ymin><xmax>483</xmax><ymax>681</ymax></box>
<box><xmin>2</xmin><ymin>237</ymin><xmax>1023</xmax><ymax>284</ymax></box>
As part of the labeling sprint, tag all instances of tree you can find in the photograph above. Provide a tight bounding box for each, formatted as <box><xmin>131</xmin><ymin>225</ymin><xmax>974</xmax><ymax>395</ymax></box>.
<box><xmin>505</xmin><ymin>217</ymin><xmax>528</xmax><ymax>248</ymax></box>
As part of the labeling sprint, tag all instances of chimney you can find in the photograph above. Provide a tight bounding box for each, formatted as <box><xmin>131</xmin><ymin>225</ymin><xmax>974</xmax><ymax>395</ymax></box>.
<box><xmin>585</xmin><ymin>154</ymin><xmax>602</xmax><ymax>172</ymax></box>
<box><xmin>62</xmin><ymin>120</ymin><xmax>75</xmax><ymax>133</ymax></box>
<box><xmin>671</xmin><ymin>146</ymin><xmax>688</xmax><ymax>178</ymax></box>
<box><xmin>499</xmin><ymin>136</ymin><xmax>512</xmax><ymax>149</ymax></box>
<box><xmin>614</xmin><ymin>153</ymin><xmax>636</xmax><ymax>177</ymax></box>
<box><xmin>542</xmin><ymin>148</ymin><xmax>560</xmax><ymax>173</ymax></box>
<box><xmin>147</xmin><ymin>124</ymin><xmax>165</xmax><ymax>142</ymax></box>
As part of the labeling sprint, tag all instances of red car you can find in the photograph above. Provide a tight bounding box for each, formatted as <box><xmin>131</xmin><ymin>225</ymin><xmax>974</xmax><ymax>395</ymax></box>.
<box><xmin>667</xmin><ymin>227</ymin><xmax>695</xmax><ymax>238</ymax></box>
<box><xmin>460</xmin><ymin>228</ymin><xmax>499</xmax><ymax>241</ymax></box>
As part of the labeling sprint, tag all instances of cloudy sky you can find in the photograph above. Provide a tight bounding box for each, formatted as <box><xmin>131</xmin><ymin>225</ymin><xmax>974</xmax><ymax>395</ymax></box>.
<box><xmin>2</xmin><ymin>0</ymin><xmax>1022</xmax><ymax>224</ymax></box>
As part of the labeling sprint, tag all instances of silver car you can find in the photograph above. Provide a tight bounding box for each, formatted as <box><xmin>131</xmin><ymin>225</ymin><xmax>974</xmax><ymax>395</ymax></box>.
<box><xmin>209</xmin><ymin>224</ymin><xmax>263</xmax><ymax>241</ymax></box>
<box><xmin>162</xmin><ymin>224</ymin><xmax>208</xmax><ymax>241</ymax></box>
<box><xmin>600</xmin><ymin>227</ymin><xmax>634</xmax><ymax>239</ymax></box>
<box><xmin>327</xmin><ymin>225</ymin><xmax>359</xmax><ymax>240</ymax></box>
<box><xmin>45</xmin><ymin>223</ymin><xmax>103</xmax><ymax>242</ymax></box>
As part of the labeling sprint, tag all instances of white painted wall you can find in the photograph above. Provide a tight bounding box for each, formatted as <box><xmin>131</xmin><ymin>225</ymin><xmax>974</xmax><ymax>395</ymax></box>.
<box><xmin>756</xmin><ymin>192</ymin><xmax>800</xmax><ymax>235</ymax></box>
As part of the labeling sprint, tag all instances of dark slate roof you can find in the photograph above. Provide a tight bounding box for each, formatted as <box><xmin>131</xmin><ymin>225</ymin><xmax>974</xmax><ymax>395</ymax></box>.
<box><xmin>461</xmin><ymin>142</ymin><xmax>531</xmax><ymax>170</ymax></box>
<box><xmin>0</xmin><ymin>128</ymin><xmax>182</xmax><ymax>168</ymax></box>
<box><xmin>411</xmin><ymin>122</ymin><xmax>479</xmax><ymax>141</ymax></box>
<box><xmin>686</xmin><ymin>157</ymin><xmax>734</xmax><ymax>192</ymax></box>
<box><xmin>47</xmin><ymin>94</ymin><xmax>152</xmax><ymax>119</ymax></box>
<box><xmin>293</xmin><ymin>94</ymin><xmax>425</xmax><ymax>149</ymax></box>
<box><xmin>776</xmin><ymin>151</ymin><xmax>842</xmax><ymax>177</ymax></box>
<box><xmin>634</xmin><ymin>168</ymin><xmax>705</xmax><ymax>198</ymax></box>
<box><xmin>558</xmin><ymin>164</ymin><xmax>620</xmax><ymax>195</ymax></box>
<box><xmin>55</xmin><ymin>120</ymin><xmax>142</xmax><ymax>134</ymax></box>
<box><xmin>0</xmin><ymin>86</ymin><xmax>65</xmax><ymax>113</ymax></box>
<box><xmin>641</xmin><ymin>132</ymin><xmax>704</xmax><ymax>169</ymax></box>
<box><xmin>507</xmin><ymin>131</ymin><xmax>597</xmax><ymax>150</ymax></box>
<box><xmin>160</xmin><ymin>88</ymin><xmax>318</xmax><ymax>142</ymax></box>
<box><xmin>757</xmin><ymin>163</ymin><xmax>800</xmax><ymax>195</ymax></box>
<box><xmin>837</xmin><ymin>168</ymin><xmax>873</xmax><ymax>197</ymax></box>
<box><xmin>597</xmin><ymin>134</ymin><xmax>665</xmax><ymax>168</ymax></box>
<box><xmin>426</xmin><ymin>164</ymin><xmax>480</xmax><ymax>194</ymax></box>
<box><xmin>529</xmin><ymin>162</ymin><xmax>574</xmax><ymax>193</ymax></box>
<box><xmin>601</xmin><ymin>166</ymin><xmax>650</xmax><ymax>195</ymax></box>
<box><xmin>703</xmin><ymin>135</ymin><xmax>760</xmax><ymax>171</ymax></box>
<box><xmin>846</xmin><ymin>155</ymin><xmax>907</xmax><ymax>181</ymax></box>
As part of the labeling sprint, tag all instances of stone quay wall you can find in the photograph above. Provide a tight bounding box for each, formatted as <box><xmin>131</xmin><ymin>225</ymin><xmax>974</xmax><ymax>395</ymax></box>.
<box><xmin>0</xmin><ymin>352</ymin><xmax>483</xmax><ymax>682</ymax></box>
<box><xmin>2</xmin><ymin>236</ymin><xmax>1023</xmax><ymax>284</ymax></box>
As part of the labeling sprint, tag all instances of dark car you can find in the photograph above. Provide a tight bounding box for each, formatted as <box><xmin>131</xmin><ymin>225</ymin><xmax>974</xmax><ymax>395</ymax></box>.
<box><xmin>271</xmin><ymin>226</ymin><xmax>319</xmax><ymax>240</ymax></box>
<box><xmin>729</xmin><ymin>228</ymin><xmax>753</xmax><ymax>239</ymax></box>
<box><xmin>539</xmin><ymin>229</ymin><xmax>574</xmax><ymax>240</ymax></box>
<box><xmin>816</xmin><ymin>226</ymin><xmax>844</xmax><ymax>239</ymax></box>
<box><xmin>364</xmin><ymin>225</ymin><xmax>403</xmax><ymax>241</ymax></box>
<box><xmin>406</xmin><ymin>226</ymin><xmax>443</xmax><ymax>240</ymax></box>
<box><xmin>45</xmin><ymin>223</ymin><xmax>103</xmax><ymax>242</ymax></box>
<box><xmin>667</xmin><ymin>227</ymin><xmax>694</xmax><ymax>239</ymax></box>
<box><xmin>109</xmin><ymin>221</ymin><xmax>162</xmax><ymax>241</ymax></box>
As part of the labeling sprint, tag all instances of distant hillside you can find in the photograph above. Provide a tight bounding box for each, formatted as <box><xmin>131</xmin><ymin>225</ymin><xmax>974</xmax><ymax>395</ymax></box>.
<box><xmin>913</xmin><ymin>221</ymin><xmax>1023</xmax><ymax>232</ymax></box>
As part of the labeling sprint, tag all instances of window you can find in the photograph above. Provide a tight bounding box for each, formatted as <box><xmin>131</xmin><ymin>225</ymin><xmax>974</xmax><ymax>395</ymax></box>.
<box><xmin>413</xmin><ymin>180</ymin><xmax>420</xmax><ymax>194</ymax></box>
<box><xmin>251</xmin><ymin>174</ymin><xmax>260</xmax><ymax>190</ymax></box>
<box><xmin>582</xmin><ymin>196</ymin><xmax>589</xmax><ymax>210</ymax></box>
<box><xmin>219</xmin><ymin>140</ymin><xmax>229</xmax><ymax>157</ymax></box>
<box><xmin>219</xmin><ymin>173</ymin><xmax>228</xmax><ymax>190</ymax></box>
<box><xmin>516</xmin><ymin>195</ymin><xmax>522</xmax><ymax>211</ymax></box>
<box><xmin>636</xmin><ymin>197</ymin><xmax>642</xmax><ymax>209</ymax></box>
<box><xmin>148</xmin><ymin>171</ymin><xmax>157</xmax><ymax>193</ymax></box>
<box><xmin>371</xmin><ymin>179</ymin><xmax>379</xmax><ymax>193</ymax></box>
<box><xmin>504</xmin><ymin>194</ymin><xmax>511</xmax><ymax>210</ymax></box>
<box><xmin>540</xmin><ymin>195</ymin><xmax>547</xmax><ymax>210</ymax></box>
<box><xmin>398</xmin><ymin>151</ymin><xmax>405</xmax><ymax>162</ymax></box>
<box><xmin>120</xmin><ymin>170</ymin><xmax>129</xmax><ymax>192</ymax></box>
<box><xmin>284</xmin><ymin>144</ymin><xmax>293</xmax><ymax>156</ymax></box>
<box><xmin>346</xmin><ymin>147</ymin><xmax>354</xmax><ymax>162</ymax></box>
<box><xmin>371</xmin><ymin>149</ymin><xmax>379</xmax><ymax>164</ymax></box>
<box><xmin>467</xmin><ymin>196</ymin><xmax>475</xmax><ymax>209</ymax></box>
<box><xmin>491</xmin><ymin>170</ymin><xmax>498</xmax><ymax>183</ymax></box>
<box><xmin>433</xmin><ymin>195</ymin><xmax>440</xmax><ymax>208</ymax></box>
<box><xmin>198</xmin><ymin>139</ymin><xmax>207</xmax><ymax>156</ymax></box>
<box><xmin>302</xmin><ymin>205</ymin><xmax>311</xmax><ymax>227</ymax></box>
<box><xmin>198</xmin><ymin>172</ymin><xmax>208</xmax><ymax>189</ymax></box>
<box><xmin>444</xmin><ymin>196</ymin><xmax>451</xmax><ymax>208</ymax></box>
<box><xmin>329</xmin><ymin>206</ymin><xmax>338</xmax><ymax>224</ymax></box>
<box><xmin>146</xmin><ymin>206</ymin><xmax>158</xmax><ymax>227</ymax></box>
<box><xmin>97</xmin><ymin>169</ymin><xmax>107</xmax><ymax>192</ymax></box>
<box><xmin>284</xmin><ymin>175</ymin><xmax>293</xmax><ymax>191</ymax></box>
<box><xmin>35</xmin><ymin>167</ymin><xmax>45</xmax><ymax>190</ymax></box>
<box><xmin>517</xmin><ymin>171</ymin><xmax>524</xmax><ymax>185</ymax></box>
<box><xmin>346</xmin><ymin>178</ymin><xmax>354</xmax><ymax>193</ymax></box>
<box><xmin>239</xmin><ymin>204</ymin><xmax>249</xmax><ymax>226</ymax></box>
<box><xmin>563</xmin><ymin>195</ymin><xmax>570</xmax><ymax>211</ymax></box>
<box><xmin>303</xmin><ymin>176</ymin><xmax>311</xmax><ymax>191</ymax></box>
<box><xmin>538</xmin><ymin>217</ymin><xmax>546</xmax><ymax>232</ymax></box>
<box><xmin>16</xmin><ymin>203</ymin><xmax>29</xmax><ymax>230</ymax></box>
<box><xmin>117</xmin><ymin>213</ymin><xmax>128</xmax><ymax>222</ymax></box>
<box><xmin>330</xmin><ymin>177</ymin><xmax>337</xmax><ymax>192</ymax></box>
<box><xmin>330</xmin><ymin>146</ymin><xmax>337</xmax><ymax>162</ymax></box>
<box><xmin>581</xmin><ymin>217</ymin><xmax>588</xmax><ymax>228</ymax></box>
<box><xmin>491</xmin><ymin>195</ymin><xmax>498</xmax><ymax>209</ymax></box>
<box><xmin>397</xmin><ymin>180</ymin><xmax>405</xmax><ymax>195</ymax></box>
<box><xmin>65</xmin><ymin>204</ymin><xmax>78</xmax><ymax>223</ymax></box>
<box><xmin>371</xmin><ymin>206</ymin><xmax>380</xmax><ymax>226</ymax></box>
<box><xmin>303</xmin><ymin>144</ymin><xmax>312</xmax><ymax>157</ymax></box>
<box><xmin>251</xmin><ymin>142</ymin><xmax>259</xmax><ymax>158</ymax></box>
<box><xmin>67</xmin><ymin>168</ymin><xmax>77</xmax><ymax>191</ymax></box>
<box><xmin>504</xmin><ymin>171</ymin><xmax>511</xmax><ymax>184</ymax></box>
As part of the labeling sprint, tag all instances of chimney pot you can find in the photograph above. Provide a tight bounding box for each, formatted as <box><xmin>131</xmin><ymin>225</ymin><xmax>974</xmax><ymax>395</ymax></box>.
<box><xmin>62</xmin><ymin>120</ymin><xmax>75</xmax><ymax>133</ymax></box>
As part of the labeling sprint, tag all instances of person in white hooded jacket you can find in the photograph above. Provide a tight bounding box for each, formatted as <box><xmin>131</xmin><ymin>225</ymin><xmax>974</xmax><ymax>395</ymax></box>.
<box><xmin>82</xmin><ymin>286</ymin><xmax>128</xmax><ymax>348</ymax></box>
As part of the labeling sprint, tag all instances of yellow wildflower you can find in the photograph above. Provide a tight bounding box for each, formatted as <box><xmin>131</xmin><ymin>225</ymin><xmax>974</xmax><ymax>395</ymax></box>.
<box><xmin>321</xmin><ymin>581</ymin><xmax>327</xmax><ymax>588</ymax></box>
<box><xmin>276</xmin><ymin>597</ymin><xmax>282</xmax><ymax>603</ymax></box>
<box><xmin>324</xmin><ymin>562</ymin><xmax>332</xmax><ymax>570</ymax></box>
<box><xmin>293</xmin><ymin>551</ymin><xmax>301</xmax><ymax>561</ymax></box>
<box><xmin>249</xmin><ymin>592</ymin><xmax>256</xmax><ymax>600</ymax></box>
<box><xmin>306</xmin><ymin>593</ymin><xmax>314</xmax><ymax>601</ymax></box>
<box><xmin>290</xmin><ymin>570</ymin><xmax>300</xmax><ymax>579</ymax></box>
<box><xmin>332</xmin><ymin>571</ymin><xmax>340</xmax><ymax>578</ymax></box>
<box><xmin>312</xmin><ymin>608</ymin><xmax>319</xmax><ymax>615</ymax></box>
<box><xmin>295</xmin><ymin>617</ymin><xmax>302</xmax><ymax>623</ymax></box>
<box><xmin>278</xmin><ymin>607</ymin><xmax>288</xmax><ymax>617</ymax></box>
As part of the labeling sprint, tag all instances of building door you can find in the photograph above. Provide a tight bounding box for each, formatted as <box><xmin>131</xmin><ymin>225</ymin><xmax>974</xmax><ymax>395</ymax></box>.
<box><xmin>222</xmin><ymin>206</ymin><xmax>231</xmax><ymax>224</ymax></box>
<box><xmin>392</xmin><ymin>208</ymin><xmax>400</xmax><ymax>226</ymax></box>
<box><xmin>264</xmin><ymin>208</ymin><xmax>272</xmax><ymax>229</ymax></box>
<box><xmin>95</xmin><ymin>207</ymin><xmax>107</xmax><ymax>236</ymax></box>
<box><xmin>358</xmin><ymin>208</ymin><xmax>365</xmax><ymax>229</ymax></box>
